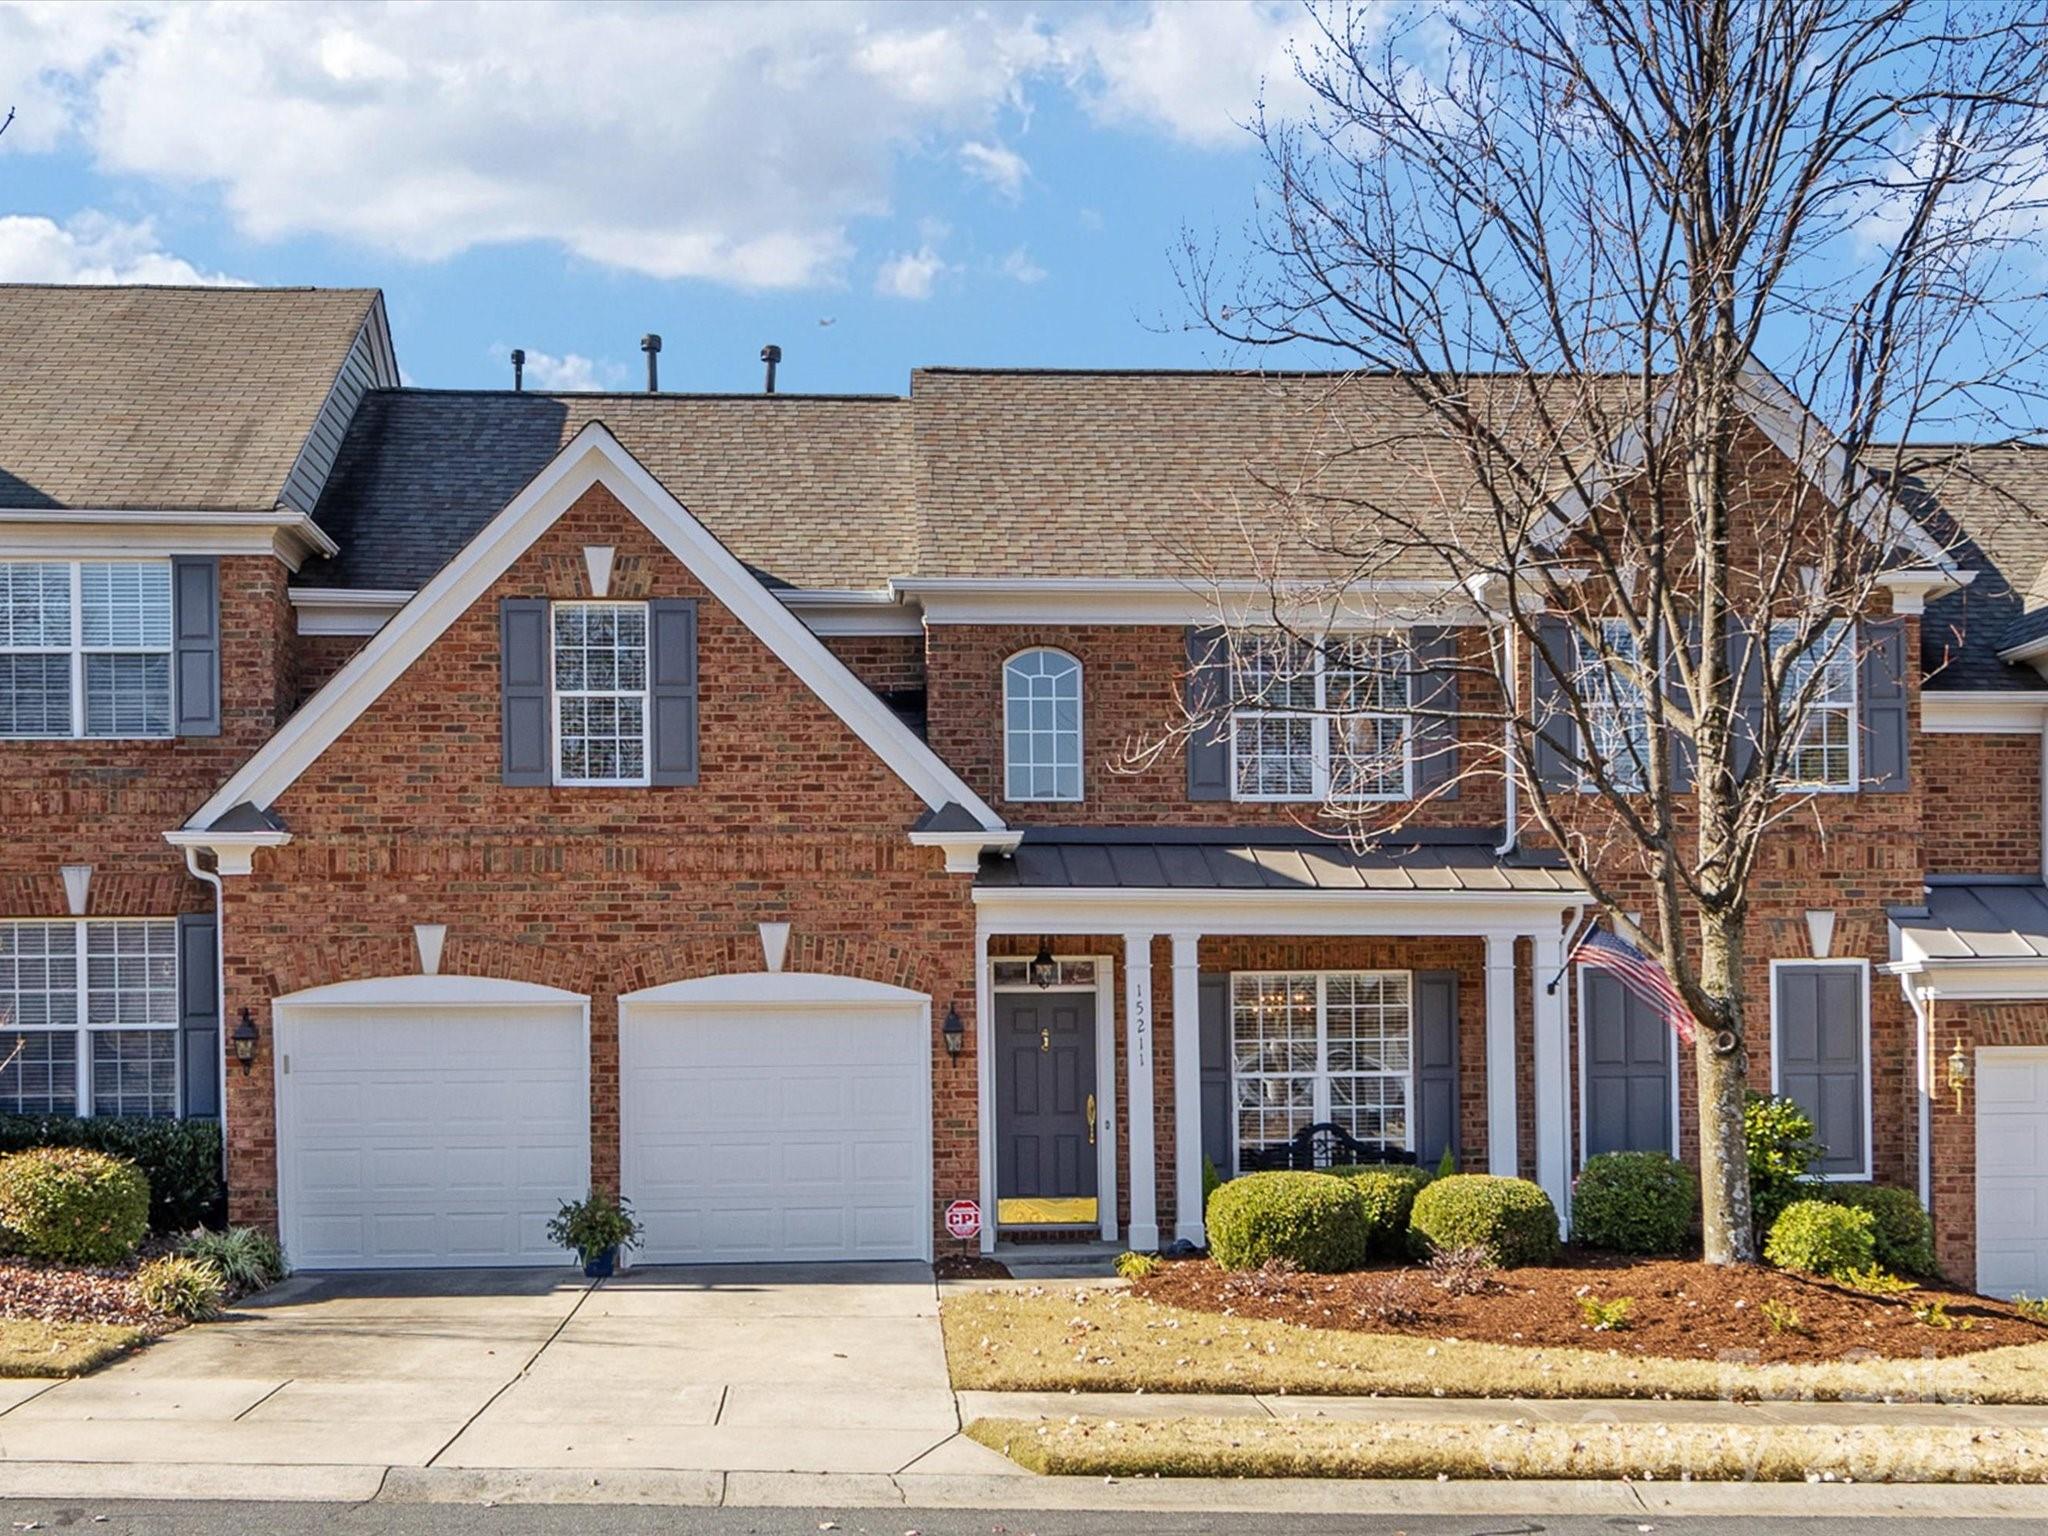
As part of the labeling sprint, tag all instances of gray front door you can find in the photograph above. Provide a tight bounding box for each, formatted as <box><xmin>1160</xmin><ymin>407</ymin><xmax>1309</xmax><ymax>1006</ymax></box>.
<box><xmin>1584</xmin><ymin>970</ymin><xmax>1673</xmax><ymax>1157</ymax></box>
<box><xmin>995</xmin><ymin>991</ymin><xmax>1098</xmax><ymax>1224</ymax></box>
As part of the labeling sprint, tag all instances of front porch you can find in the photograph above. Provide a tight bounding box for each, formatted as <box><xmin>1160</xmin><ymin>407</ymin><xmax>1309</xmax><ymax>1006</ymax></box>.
<box><xmin>970</xmin><ymin>831</ymin><xmax>1590</xmax><ymax>1253</ymax></box>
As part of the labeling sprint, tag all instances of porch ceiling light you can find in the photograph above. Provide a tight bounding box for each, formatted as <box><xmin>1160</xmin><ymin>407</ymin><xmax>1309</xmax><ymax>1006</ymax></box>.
<box><xmin>1029</xmin><ymin>938</ymin><xmax>1059</xmax><ymax>990</ymax></box>
<box><xmin>232</xmin><ymin>1008</ymin><xmax>259</xmax><ymax>1074</ymax></box>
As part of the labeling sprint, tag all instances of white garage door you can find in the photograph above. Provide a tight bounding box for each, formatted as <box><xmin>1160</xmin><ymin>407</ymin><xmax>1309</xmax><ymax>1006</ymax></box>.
<box><xmin>621</xmin><ymin>975</ymin><xmax>931</xmax><ymax>1264</ymax></box>
<box><xmin>1978</xmin><ymin>1047</ymin><xmax>2048</xmax><ymax>1300</ymax></box>
<box><xmin>275</xmin><ymin>980</ymin><xmax>590</xmax><ymax>1269</ymax></box>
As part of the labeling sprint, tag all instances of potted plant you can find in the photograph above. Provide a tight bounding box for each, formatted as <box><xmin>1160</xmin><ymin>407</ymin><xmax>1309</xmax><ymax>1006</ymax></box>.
<box><xmin>547</xmin><ymin>1190</ymin><xmax>642</xmax><ymax>1278</ymax></box>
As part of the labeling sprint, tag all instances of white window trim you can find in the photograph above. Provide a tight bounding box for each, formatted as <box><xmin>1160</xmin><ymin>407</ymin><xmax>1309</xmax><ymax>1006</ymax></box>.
<box><xmin>1773</xmin><ymin>620</ymin><xmax>1860</xmax><ymax>795</ymax></box>
<box><xmin>0</xmin><ymin>917</ymin><xmax>181</xmax><ymax>1118</ymax></box>
<box><xmin>1229</xmin><ymin>636</ymin><xmax>1412</xmax><ymax>804</ymax></box>
<box><xmin>1001</xmin><ymin>647</ymin><xmax>1084</xmax><ymax>804</ymax></box>
<box><xmin>0</xmin><ymin>560</ymin><xmax>174</xmax><ymax>742</ymax></box>
<box><xmin>1767</xmin><ymin>956</ymin><xmax>1872</xmax><ymax>1183</ymax></box>
<box><xmin>1576</xmin><ymin>618</ymin><xmax>1655</xmax><ymax>794</ymax></box>
<box><xmin>1229</xmin><ymin>969</ymin><xmax>1416</xmax><ymax>1158</ymax></box>
<box><xmin>1574</xmin><ymin>963</ymin><xmax>1681</xmax><ymax>1164</ymax></box>
<box><xmin>549</xmin><ymin>599</ymin><xmax>651</xmax><ymax>788</ymax></box>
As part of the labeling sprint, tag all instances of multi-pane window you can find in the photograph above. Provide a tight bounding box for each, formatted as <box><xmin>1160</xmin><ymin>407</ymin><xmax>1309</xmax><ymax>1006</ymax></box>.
<box><xmin>1003</xmin><ymin>649</ymin><xmax>1083</xmax><ymax>801</ymax></box>
<box><xmin>0</xmin><ymin>920</ymin><xmax>179</xmax><ymax>1119</ymax></box>
<box><xmin>1231</xmin><ymin>971</ymin><xmax>1412</xmax><ymax>1161</ymax></box>
<box><xmin>1773</xmin><ymin>620</ymin><xmax>1857</xmax><ymax>791</ymax></box>
<box><xmin>1229</xmin><ymin>633</ymin><xmax>1409</xmax><ymax>801</ymax></box>
<box><xmin>1577</xmin><ymin>618</ymin><xmax>1650</xmax><ymax>791</ymax></box>
<box><xmin>0</xmin><ymin>561</ymin><xmax>173</xmax><ymax>739</ymax></box>
<box><xmin>552</xmin><ymin>603</ymin><xmax>649</xmax><ymax>785</ymax></box>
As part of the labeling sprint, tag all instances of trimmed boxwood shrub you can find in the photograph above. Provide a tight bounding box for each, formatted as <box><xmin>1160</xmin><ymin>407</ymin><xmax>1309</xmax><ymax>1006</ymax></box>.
<box><xmin>1326</xmin><ymin>1164</ymin><xmax>1433</xmax><ymax>1258</ymax></box>
<box><xmin>1205</xmin><ymin>1172</ymin><xmax>1369</xmax><ymax>1273</ymax></box>
<box><xmin>1409</xmin><ymin>1174</ymin><xmax>1559</xmax><ymax>1268</ymax></box>
<box><xmin>0</xmin><ymin>1116</ymin><xmax>221</xmax><ymax>1232</ymax></box>
<box><xmin>1571</xmin><ymin>1151</ymin><xmax>1697</xmax><ymax>1256</ymax></box>
<box><xmin>0</xmin><ymin>1147</ymin><xmax>150</xmax><ymax>1263</ymax></box>
<box><xmin>1745</xmin><ymin>1093</ymin><xmax>1821</xmax><ymax>1242</ymax></box>
<box><xmin>1764</xmin><ymin>1198</ymin><xmax>1875</xmax><ymax>1280</ymax></box>
<box><xmin>1825</xmin><ymin>1184</ymin><xmax>1936</xmax><ymax>1277</ymax></box>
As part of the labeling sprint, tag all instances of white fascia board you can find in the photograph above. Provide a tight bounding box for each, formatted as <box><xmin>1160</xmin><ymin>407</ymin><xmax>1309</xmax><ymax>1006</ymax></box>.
<box><xmin>0</xmin><ymin>508</ymin><xmax>338</xmax><ymax>570</ymax></box>
<box><xmin>1879</xmin><ymin>568</ymin><xmax>1973</xmax><ymax>616</ymax></box>
<box><xmin>1888</xmin><ymin>956</ymin><xmax>2048</xmax><ymax>1001</ymax></box>
<box><xmin>162</xmin><ymin>828</ymin><xmax>292</xmax><ymax>877</ymax></box>
<box><xmin>182</xmin><ymin>421</ymin><xmax>1005</xmax><ymax>833</ymax></box>
<box><xmin>1920</xmin><ymin>691</ymin><xmax>2048</xmax><ymax>734</ymax></box>
<box><xmin>971</xmin><ymin>884</ymin><xmax>1587</xmax><ymax>937</ymax></box>
<box><xmin>893</xmin><ymin>577</ymin><xmax>1479</xmax><ymax>628</ymax></box>
<box><xmin>288</xmin><ymin>587</ymin><xmax>416</xmax><ymax>637</ymax></box>
<box><xmin>908</xmin><ymin>828</ymin><xmax>1024</xmax><ymax>873</ymax></box>
<box><xmin>777</xmin><ymin>588</ymin><xmax>925</xmax><ymax>636</ymax></box>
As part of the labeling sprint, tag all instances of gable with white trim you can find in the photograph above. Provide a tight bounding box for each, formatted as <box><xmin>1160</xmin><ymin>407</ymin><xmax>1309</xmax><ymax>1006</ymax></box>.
<box><xmin>183</xmin><ymin>422</ymin><xmax>1002</xmax><ymax>836</ymax></box>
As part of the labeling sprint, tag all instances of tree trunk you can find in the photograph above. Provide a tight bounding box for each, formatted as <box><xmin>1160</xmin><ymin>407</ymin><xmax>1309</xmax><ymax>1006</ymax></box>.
<box><xmin>1694</xmin><ymin>909</ymin><xmax>1757</xmax><ymax>1264</ymax></box>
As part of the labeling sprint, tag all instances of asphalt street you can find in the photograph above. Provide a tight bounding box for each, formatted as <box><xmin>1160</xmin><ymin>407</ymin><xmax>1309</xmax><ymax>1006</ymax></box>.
<box><xmin>3</xmin><ymin>1505</ymin><xmax>2047</xmax><ymax>1535</ymax></box>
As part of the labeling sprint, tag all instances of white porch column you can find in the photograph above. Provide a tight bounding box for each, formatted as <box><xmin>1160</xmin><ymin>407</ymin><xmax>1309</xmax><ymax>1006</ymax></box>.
<box><xmin>974</xmin><ymin>926</ymin><xmax>995</xmax><ymax>1255</ymax></box>
<box><xmin>1484</xmin><ymin>933</ymin><xmax>1519</xmax><ymax>1177</ymax></box>
<box><xmin>1124</xmin><ymin>930</ymin><xmax>1160</xmax><ymax>1252</ymax></box>
<box><xmin>1170</xmin><ymin>931</ymin><xmax>1204</xmax><ymax>1248</ymax></box>
<box><xmin>1531</xmin><ymin>926</ymin><xmax>1572</xmax><ymax>1227</ymax></box>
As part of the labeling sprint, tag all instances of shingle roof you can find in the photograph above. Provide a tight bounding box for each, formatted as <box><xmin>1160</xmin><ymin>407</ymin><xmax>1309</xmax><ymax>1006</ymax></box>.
<box><xmin>0</xmin><ymin>285</ymin><xmax>381</xmax><ymax>513</ymax></box>
<box><xmin>1901</xmin><ymin>444</ymin><xmax>2048</xmax><ymax>692</ymax></box>
<box><xmin>1891</xmin><ymin>880</ymin><xmax>2048</xmax><ymax>961</ymax></box>
<box><xmin>298</xmin><ymin>389</ymin><xmax>914</xmax><ymax>591</ymax></box>
<box><xmin>975</xmin><ymin>827</ymin><xmax>1583</xmax><ymax>893</ymax></box>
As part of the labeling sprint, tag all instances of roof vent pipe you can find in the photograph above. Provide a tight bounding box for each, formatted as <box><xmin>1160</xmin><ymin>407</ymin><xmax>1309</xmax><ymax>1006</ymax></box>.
<box><xmin>760</xmin><ymin>344</ymin><xmax>782</xmax><ymax>395</ymax></box>
<box><xmin>641</xmin><ymin>333</ymin><xmax>662</xmax><ymax>393</ymax></box>
<box><xmin>510</xmin><ymin>348</ymin><xmax>525</xmax><ymax>392</ymax></box>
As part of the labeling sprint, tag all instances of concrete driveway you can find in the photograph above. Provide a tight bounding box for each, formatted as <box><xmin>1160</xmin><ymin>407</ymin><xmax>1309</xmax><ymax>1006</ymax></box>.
<box><xmin>0</xmin><ymin>1263</ymin><xmax>1015</xmax><ymax>1481</ymax></box>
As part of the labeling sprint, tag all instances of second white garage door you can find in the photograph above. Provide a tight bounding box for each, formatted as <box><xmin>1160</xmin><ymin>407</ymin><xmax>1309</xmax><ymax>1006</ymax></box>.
<box><xmin>620</xmin><ymin>974</ymin><xmax>932</xmax><ymax>1264</ymax></box>
<box><xmin>1978</xmin><ymin>1047</ymin><xmax>2048</xmax><ymax>1300</ymax></box>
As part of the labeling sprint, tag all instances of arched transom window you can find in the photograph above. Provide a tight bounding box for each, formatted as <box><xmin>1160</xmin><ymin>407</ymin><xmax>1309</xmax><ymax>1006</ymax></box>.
<box><xmin>1003</xmin><ymin>648</ymin><xmax>1082</xmax><ymax>802</ymax></box>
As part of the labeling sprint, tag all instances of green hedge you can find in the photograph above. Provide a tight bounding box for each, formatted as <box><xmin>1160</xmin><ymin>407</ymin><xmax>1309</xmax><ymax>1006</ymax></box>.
<box><xmin>1571</xmin><ymin>1151</ymin><xmax>1697</xmax><ymax>1255</ymax></box>
<box><xmin>1764</xmin><ymin>1198</ymin><xmax>1875</xmax><ymax>1280</ymax></box>
<box><xmin>1825</xmin><ymin>1184</ymin><xmax>1936</xmax><ymax>1277</ymax></box>
<box><xmin>0</xmin><ymin>1147</ymin><xmax>150</xmax><ymax>1264</ymax></box>
<box><xmin>1745</xmin><ymin>1093</ymin><xmax>1821</xmax><ymax>1242</ymax></box>
<box><xmin>1205</xmin><ymin>1172</ymin><xmax>1369</xmax><ymax>1273</ymax></box>
<box><xmin>0</xmin><ymin>1116</ymin><xmax>222</xmax><ymax>1232</ymax></box>
<box><xmin>1409</xmin><ymin>1174</ymin><xmax>1559</xmax><ymax>1267</ymax></box>
<box><xmin>1326</xmin><ymin>1164</ymin><xmax>1434</xmax><ymax>1258</ymax></box>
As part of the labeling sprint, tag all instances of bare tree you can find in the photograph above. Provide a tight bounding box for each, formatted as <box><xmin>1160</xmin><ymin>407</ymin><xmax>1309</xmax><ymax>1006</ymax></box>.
<box><xmin>1167</xmin><ymin>0</ymin><xmax>2048</xmax><ymax>1263</ymax></box>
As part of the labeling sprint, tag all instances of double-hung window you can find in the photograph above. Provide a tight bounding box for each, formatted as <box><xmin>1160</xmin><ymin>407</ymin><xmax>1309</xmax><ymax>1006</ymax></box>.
<box><xmin>1229</xmin><ymin>633</ymin><xmax>1409</xmax><ymax>801</ymax></box>
<box><xmin>552</xmin><ymin>602</ymin><xmax>649</xmax><ymax>786</ymax></box>
<box><xmin>0</xmin><ymin>919</ymin><xmax>180</xmax><ymax>1119</ymax></box>
<box><xmin>1577</xmin><ymin>618</ymin><xmax>1651</xmax><ymax>791</ymax></box>
<box><xmin>1772</xmin><ymin>620</ymin><xmax>1856</xmax><ymax>792</ymax></box>
<box><xmin>1231</xmin><ymin>971</ymin><xmax>1412</xmax><ymax>1158</ymax></box>
<box><xmin>0</xmin><ymin>561</ymin><xmax>173</xmax><ymax>739</ymax></box>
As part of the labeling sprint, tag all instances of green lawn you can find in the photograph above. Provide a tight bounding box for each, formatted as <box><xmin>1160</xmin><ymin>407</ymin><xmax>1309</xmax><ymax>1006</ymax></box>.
<box><xmin>943</xmin><ymin>1286</ymin><xmax>2048</xmax><ymax>1403</ymax></box>
<box><xmin>0</xmin><ymin>1318</ymin><xmax>144</xmax><ymax>1377</ymax></box>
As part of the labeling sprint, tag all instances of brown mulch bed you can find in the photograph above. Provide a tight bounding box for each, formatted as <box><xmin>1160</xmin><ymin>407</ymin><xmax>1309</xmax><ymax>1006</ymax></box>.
<box><xmin>1131</xmin><ymin>1253</ymin><xmax>2048</xmax><ymax>1365</ymax></box>
<box><xmin>0</xmin><ymin>1255</ymin><xmax>160</xmax><ymax>1329</ymax></box>
<box><xmin>936</xmin><ymin>1252</ymin><xmax>1014</xmax><ymax>1280</ymax></box>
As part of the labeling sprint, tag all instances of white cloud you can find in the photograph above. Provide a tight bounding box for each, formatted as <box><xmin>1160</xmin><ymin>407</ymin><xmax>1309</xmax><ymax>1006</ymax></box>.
<box><xmin>999</xmin><ymin>246</ymin><xmax>1047</xmax><ymax>284</ymax></box>
<box><xmin>959</xmin><ymin>140</ymin><xmax>1030</xmax><ymax>200</ymax></box>
<box><xmin>494</xmin><ymin>344</ymin><xmax>627</xmax><ymax>393</ymax></box>
<box><xmin>0</xmin><ymin>211</ymin><xmax>244</xmax><ymax>285</ymax></box>
<box><xmin>875</xmin><ymin>244</ymin><xmax>949</xmax><ymax>300</ymax></box>
<box><xmin>1056</xmin><ymin>1</ymin><xmax>1315</xmax><ymax>150</ymax></box>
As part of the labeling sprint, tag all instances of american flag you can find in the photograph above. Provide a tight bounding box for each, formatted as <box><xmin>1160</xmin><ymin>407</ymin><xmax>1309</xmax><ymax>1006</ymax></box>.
<box><xmin>1572</xmin><ymin>926</ymin><xmax>1697</xmax><ymax>1044</ymax></box>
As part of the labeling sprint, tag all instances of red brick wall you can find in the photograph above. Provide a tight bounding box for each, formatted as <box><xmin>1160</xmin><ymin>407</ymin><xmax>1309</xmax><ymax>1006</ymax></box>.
<box><xmin>823</xmin><ymin>633</ymin><xmax>925</xmax><ymax>694</ymax></box>
<box><xmin>0</xmin><ymin>554</ymin><xmax>294</xmax><ymax>921</ymax></box>
<box><xmin>224</xmin><ymin>487</ymin><xmax>980</xmax><ymax>1233</ymax></box>
<box><xmin>289</xmin><ymin>631</ymin><xmax>372</xmax><ymax>713</ymax></box>
<box><xmin>1922</xmin><ymin>731</ymin><xmax>2040</xmax><ymax>875</ymax></box>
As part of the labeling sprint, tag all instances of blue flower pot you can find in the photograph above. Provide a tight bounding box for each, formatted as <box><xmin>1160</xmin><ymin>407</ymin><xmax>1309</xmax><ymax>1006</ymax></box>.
<box><xmin>582</xmin><ymin>1246</ymin><xmax>617</xmax><ymax>1279</ymax></box>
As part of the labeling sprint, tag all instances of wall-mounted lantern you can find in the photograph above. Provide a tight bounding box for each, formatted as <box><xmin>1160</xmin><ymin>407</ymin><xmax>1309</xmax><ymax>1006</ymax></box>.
<box><xmin>1947</xmin><ymin>1034</ymin><xmax>1971</xmax><ymax>1114</ymax></box>
<box><xmin>232</xmin><ymin>1008</ymin><xmax>259</xmax><ymax>1074</ymax></box>
<box><xmin>942</xmin><ymin>1003</ymin><xmax>965</xmax><ymax>1058</ymax></box>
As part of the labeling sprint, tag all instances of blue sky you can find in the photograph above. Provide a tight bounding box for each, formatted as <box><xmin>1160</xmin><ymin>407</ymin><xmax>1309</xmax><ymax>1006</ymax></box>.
<box><xmin>0</xmin><ymin>2</ymin><xmax>1322</xmax><ymax>394</ymax></box>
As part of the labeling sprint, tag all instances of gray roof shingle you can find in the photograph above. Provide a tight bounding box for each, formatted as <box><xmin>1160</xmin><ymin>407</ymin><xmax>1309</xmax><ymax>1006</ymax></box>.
<box><xmin>1904</xmin><ymin>443</ymin><xmax>2048</xmax><ymax>692</ymax></box>
<box><xmin>0</xmin><ymin>285</ymin><xmax>382</xmax><ymax>513</ymax></box>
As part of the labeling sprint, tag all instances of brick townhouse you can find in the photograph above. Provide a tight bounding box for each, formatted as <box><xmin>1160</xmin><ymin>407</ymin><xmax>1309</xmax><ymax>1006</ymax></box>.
<box><xmin>2</xmin><ymin>284</ymin><xmax>2044</xmax><ymax>1293</ymax></box>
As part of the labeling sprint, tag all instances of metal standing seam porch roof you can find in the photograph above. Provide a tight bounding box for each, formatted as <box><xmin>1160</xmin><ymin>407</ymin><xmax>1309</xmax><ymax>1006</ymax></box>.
<box><xmin>1890</xmin><ymin>880</ymin><xmax>2048</xmax><ymax>962</ymax></box>
<box><xmin>975</xmin><ymin>829</ymin><xmax>1586</xmax><ymax>894</ymax></box>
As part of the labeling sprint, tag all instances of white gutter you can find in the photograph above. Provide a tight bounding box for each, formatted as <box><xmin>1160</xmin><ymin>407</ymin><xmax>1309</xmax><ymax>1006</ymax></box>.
<box><xmin>1898</xmin><ymin>969</ymin><xmax>1934</xmax><ymax>1211</ymax></box>
<box><xmin>1494</xmin><ymin>616</ymin><xmax>1520</xmax><ymax>857</ymax></box>
<box><xmin>182</xmin><ymin>846</ymin><xmax>229</xmax><ymax>1184</ymax></box>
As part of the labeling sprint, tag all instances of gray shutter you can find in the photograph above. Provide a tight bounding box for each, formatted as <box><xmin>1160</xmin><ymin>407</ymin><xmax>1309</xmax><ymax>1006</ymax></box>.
<box><xmin>500</xmin><ymin>598</ymin><xmax>551</xmax><ymax>786</ymax></box>
<box><xmin>1414</xmin><ymin>971</ymin><xmax>1459</xmax><ymax>1169</ymax></box>
<box><xmin>1199</xmin><ymin>973</ymin><xmax>1234</xmax><ymax>1181</ymax></box>
<box><xmin>177</xmin><ymin>912</ymin><xmax>219</xmax><ymax>1120</ymax></box>
<box><xmin>649</xmin><ymin>599</ymin><xmax>700</xmax><ymax>787</ymax></box>
<box><xmin>1185</xmin><ymin>627</ymin><xmax>1231</xmax><ymax>801</ymax></box>
<box><xmin>170</xmin><ymin>556</ymin><xmax>221</xmax><ymax>737</ymax></box>
<box><xmin>1530</xmin><ymin>616</ymin><xmax>1577</xmax><ymax>790</ymax></box>
<box><xmin>1775</xmin><ymin>965</ymin><xmax>1867</xmax><ymax>1176</ymax></box>
<box><xmin>1860</xmin><ymin>617</ymin><xmax>1909</xmax><ymax>792</ymax></box>
<box><xmin>1727</xmin><ymin>616</ymin><xmax>1766</xmax><ymax>784</ymax></box>
<box><xmin>1583</xmin><ymin>969</ymin><xmax>1674</xmax><ymax>1157</ymax></box>
<box><xmin>1666</xmin><ymin>616</ymin><xmax>1698</xmax><ymax>793</ymax></box>
<box><xmin>1408</xmin><ymin>628</ymin><xmax>1459</xmax><ymax>799</ymax></box>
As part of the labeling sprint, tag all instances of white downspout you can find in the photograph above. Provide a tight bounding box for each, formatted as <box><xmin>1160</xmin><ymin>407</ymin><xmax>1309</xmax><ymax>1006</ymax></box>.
<box><xmin>1900</xmin><ymin>970</ymin><xmax>1933</xmax><ymax>1211</ymax></box>
<box><xmin>1495</xmin><ymin>616</ymin><xmax>1520</xmax><ymax>857</ymax></box>
<box><xmin>183</xmin><ymin>846</ymin><xmax>228</xmax><ymax>1186</ymax></box>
